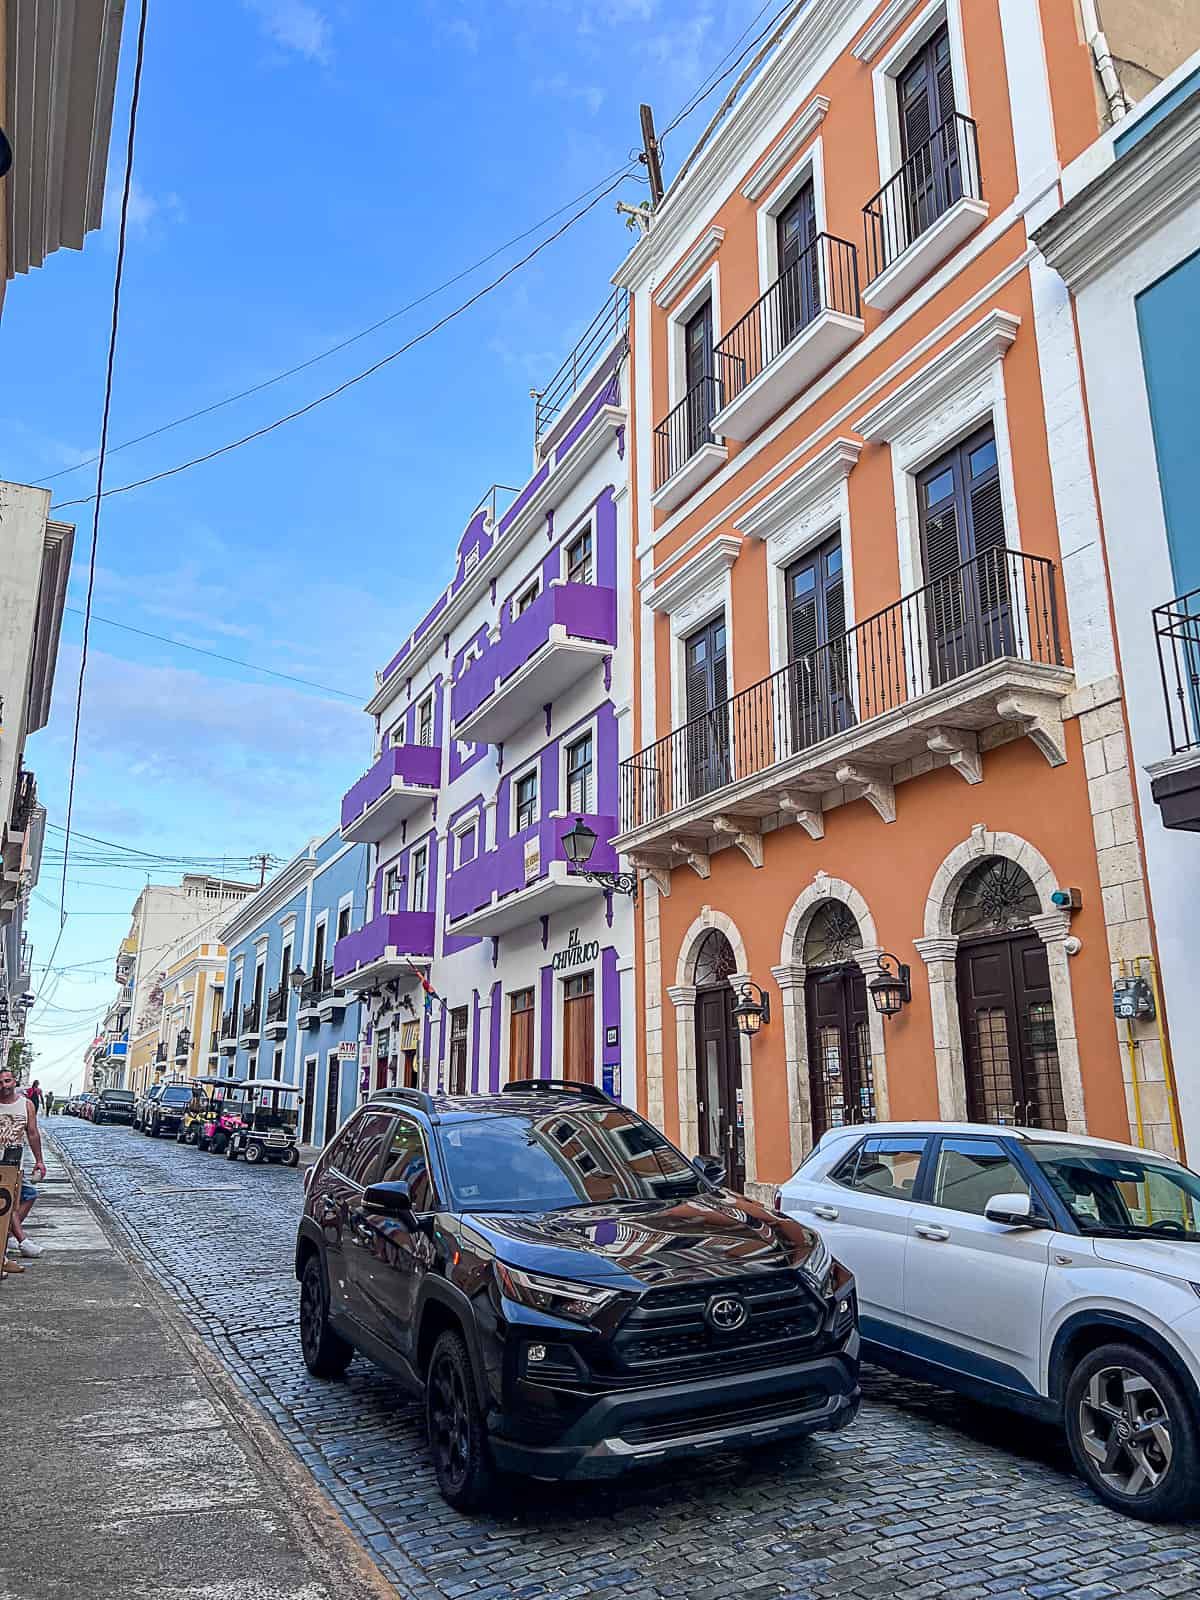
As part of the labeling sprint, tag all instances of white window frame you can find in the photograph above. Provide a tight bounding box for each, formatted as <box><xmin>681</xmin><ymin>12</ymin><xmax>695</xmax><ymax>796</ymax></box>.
<box><xmin>416</xmin><ymin>691</ymin><xmax>435</xmax><ymax>747</ymax></box>
<box><xmin>755</xmin><ymin>137</ymin><xmax>827</xmax><ymax>298</ymax></box>
<box><xmin>383</xmin><ymin>862</ymin><xmax>402</xmax><ymax>915</ymax></box>
<box><xmin>561</xmin><ymin>720</ymin><xmax>598</xmax><ymax>817</ymax></box>
<box><xmin>871</xmin><ymin>0</ymin><xmax>971</xmax><ymax>189</ymax></box>
<box><xmin>455</xmin><ymin>819</ymin><xmax>480</xmax><ymax>868</ymax></box>
<box><xmin>335</xmin><ymin>891</ymin><xmax>353</xmax><ymax>944</ymax></box>
<box><xmin>642</xmin><ymin>537</ymin><xmax>741</xmax><ymax>738</ymax></box>
<box><xmin>409</xmin><ymin>843</ymin><xmax>428</xmax><ymax>912</ymax></box>
<box><xmin>512</xmin><ymin>762</ymin><xmax>540</xmax><ymax>834</ymax></box>
<box><xmin>310</xmin><ymin>912</ymin><xmax>329</xmax><ymax>973</ymax></box>
<box><xmin>515</xmin><ymin>576</ymin><xmax>541</xmax><ymax>615</ymax></box>
<box><xmin>666</xmin><ymin>264</ymin><xmax>722</xmax><ymax>412</ymax></box>
<box><xmin>564</xmin><ymin>517</ymin><xmax>596</xmax><ymax>586</ymax></box>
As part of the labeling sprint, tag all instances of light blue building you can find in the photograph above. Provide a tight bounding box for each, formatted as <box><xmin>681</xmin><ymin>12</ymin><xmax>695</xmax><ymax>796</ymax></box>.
<box><xmin>217</xmin><ymin>828</ymin><xmax>369</xmax><ymax>1148</ymax></box>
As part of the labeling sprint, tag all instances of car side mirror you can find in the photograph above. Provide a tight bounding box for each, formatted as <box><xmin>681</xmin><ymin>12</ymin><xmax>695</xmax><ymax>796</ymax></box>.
<box><xmin>693</xmin><ymin>1155</ymin><xmax>726</xmax><ymax>1187</ymax></box>
<box><xmin>984</xmin><ymin>1192</ymin><xmax>1048</xmax><ymax>1229</ymax></box>
<box><xmin>363</xmin><ymin>1181</ymin><xmax>415</xmax><ymax>1219</ymax></box>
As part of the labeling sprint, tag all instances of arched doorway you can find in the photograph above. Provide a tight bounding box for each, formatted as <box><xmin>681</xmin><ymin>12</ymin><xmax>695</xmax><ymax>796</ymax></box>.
<box><xmin>692</xmin><ymin>929</ymin><xmax>744</xmax><ymax>1189</ymax></box>
<box><xmin>953</xmin><ymin>857</ymin><xmax>1066</xmax><ymax>1129</ymax></box>
<box><xmin>803</xmin><ymin>901</ymin><xmax>876</xmax><ymax>1140</ymax></box>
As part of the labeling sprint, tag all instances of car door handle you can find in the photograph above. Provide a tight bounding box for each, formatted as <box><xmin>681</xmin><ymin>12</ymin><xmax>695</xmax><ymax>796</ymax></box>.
<box><xmin>812</xmin><ymin>1204</ymin><xmax>840</xmax><ymax>1221</ymax></box>
<box><xmin>913</xmin><ymin>1223</ymin><xmax>950</xmax><ymax>1242</ymax></box>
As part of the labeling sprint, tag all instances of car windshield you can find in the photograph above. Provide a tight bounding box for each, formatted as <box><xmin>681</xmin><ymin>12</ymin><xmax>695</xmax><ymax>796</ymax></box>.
<box><xmin>161</xmin><ymin>1087</ymin><xmax>192</xmax><ymax>1105</ymax></box>
<box><xmin>438</xmin><ymin>1107</ymin><xmax>702</xmax><ymax>1212</ymax></box>
<box><xmin>1030</xmin><ymin>1144</ymin><xmax>1200</xmax><ymax>1239</ymax></box>
<box><xmin>102</xmin><ymin>1091</ymin><xmax>134</xmax><ymax>1102</ymax></box>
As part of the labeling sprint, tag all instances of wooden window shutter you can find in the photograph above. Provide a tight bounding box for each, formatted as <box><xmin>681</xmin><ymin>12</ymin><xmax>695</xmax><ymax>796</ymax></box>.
<box><xmin>934</xmin><ymin>32</ymin><xmax>956</xmax><ymax>126</ymax></box>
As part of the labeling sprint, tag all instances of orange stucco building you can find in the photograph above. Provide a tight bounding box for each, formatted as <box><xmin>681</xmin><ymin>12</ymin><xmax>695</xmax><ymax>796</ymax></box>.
<box><xmin>614</xmin><ymin>0</ymin><xmax>1197</xmax><ymax>1199</ymax></box>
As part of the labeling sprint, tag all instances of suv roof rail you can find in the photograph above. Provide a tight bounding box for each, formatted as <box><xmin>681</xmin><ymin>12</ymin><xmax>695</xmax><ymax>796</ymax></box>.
<box><xmin>371</xmin><ymin>1087</ymin><xmax>438</xmax><ymax>1115</ymax></box>
<box><xmin>501</xmin><ymin>1078</ymin><xmax>613</xmax><ymax>1105</ymax></box>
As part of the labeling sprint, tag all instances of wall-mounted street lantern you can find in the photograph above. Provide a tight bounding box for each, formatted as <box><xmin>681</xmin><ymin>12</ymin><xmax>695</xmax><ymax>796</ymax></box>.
<box><xmin>868</xmin><ymin>953</ymin><xmax>911</xmax><ymax>1018</ymax></box>
<box><xmin>732</xmin><ymin>981</ymin><xmax>771</xmax><ymax>1038</ymax></box>
<box><xmin>561</xmin><ymin>816</ymin><xmax>638</xmax><ymax>901</ymax></box>
<box><xmin>289</xmin><ymin>963</ymin><xmax>307</xmax><ymax>993</ymax></box>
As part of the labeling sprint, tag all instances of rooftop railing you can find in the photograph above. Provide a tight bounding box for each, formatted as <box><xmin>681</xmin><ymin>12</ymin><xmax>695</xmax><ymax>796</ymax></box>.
<box><xmin>533</xmin><ymin>288</ymin><xmax>629</xmax><ymax>448</ymax></box>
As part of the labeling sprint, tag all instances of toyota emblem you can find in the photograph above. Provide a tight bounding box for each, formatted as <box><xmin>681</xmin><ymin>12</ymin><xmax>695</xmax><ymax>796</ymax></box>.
<box><xmin>705</xmin><ymin>1294</ymin><xmax>748</xmax><ymax>1332</ymax></box>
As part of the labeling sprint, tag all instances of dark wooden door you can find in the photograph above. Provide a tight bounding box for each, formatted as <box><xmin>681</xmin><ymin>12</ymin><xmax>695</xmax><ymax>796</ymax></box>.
<box><xmin>776</xmin><ymin>181</ymin><xmax>819</xmax><ymax>345</ymax></box>
<box><xmin>918</xmin><ymin>425</ymin><xmax>1011</xmax><ymax>685</ymax></box>
<box><xmin>805</xmin><ymin>965</ymin><xmax>875</xmax><ymax>1140</ymax></box>
<box><xmin>695</xmin><ymin>985</ymin><xmax>744</xmax><ymax>1190</ymax></box>
<box><xmin>684</xmin><ymin>614</ymin><xmax>730</xmax><ymax>800</ymax></box>
<box><xmin>301</xmin><ymin>1056</ymin><xmax>317</xmax><ymax>1145</ymax></box>
<box><xmin>957</xmin><ymin>933</ymin><xmax>1066</xmax><ymax>1131</ymax></box>
<box><xmin>563</xmin><ymin>973</ymin><xmax>595</xmax><ymax>1084</ymax></box>
<box><xmin>509</xmin><ymin>989</ymin><xmax>534</xmax><ymax>1081</ymax></box>
<box><xmin>787</xmin><ymin>532</ymin><xmax>852</xmax><ymax>750</ymax></box>
<box><xmin>322</xmin><ymin>1055</ymin><xmax>342</xmax><ymax>1146</ymax></box>
<box><xmin>683</xmin><ymin>298</ymin><xmax>715</xmax><ymax>455</ymax></box>
<box><xmin>898</xmin><ymin>25</ymin><xmax>959</xmax><ymax>236</ymax></box>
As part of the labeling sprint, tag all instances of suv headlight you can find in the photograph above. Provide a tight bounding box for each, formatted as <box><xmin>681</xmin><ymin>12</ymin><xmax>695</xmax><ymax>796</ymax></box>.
<box><xmin>494</xmin><ymin>1263</ymin><xmax>618</xmax><ymax>1323</ymax></box>
<box><xmin>798</xmin><ymin>1231</ymin><xmax>833</xmax><ymax>1295</ymax></box>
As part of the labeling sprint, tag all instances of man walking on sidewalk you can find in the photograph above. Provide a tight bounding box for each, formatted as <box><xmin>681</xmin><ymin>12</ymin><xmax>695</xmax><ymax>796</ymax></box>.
<box><xmin>0</xmin><ymin>1068</ymin><xmax>46</xmax><ymax>1262</ymax></box>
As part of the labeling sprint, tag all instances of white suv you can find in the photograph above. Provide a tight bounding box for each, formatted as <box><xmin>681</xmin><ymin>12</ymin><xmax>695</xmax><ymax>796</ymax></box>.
<box><xmin>777</xmin><ymin>1121</ymin><xmax>1200</xmax><ymax>1520</ymax></box>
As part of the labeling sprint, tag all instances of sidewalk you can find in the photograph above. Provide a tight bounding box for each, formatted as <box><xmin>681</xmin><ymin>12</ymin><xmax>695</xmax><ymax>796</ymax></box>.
<box><xmin>0</xmin><ymin>1133</ymin><xmax>396</xmax><ymax>1600</ymax></box>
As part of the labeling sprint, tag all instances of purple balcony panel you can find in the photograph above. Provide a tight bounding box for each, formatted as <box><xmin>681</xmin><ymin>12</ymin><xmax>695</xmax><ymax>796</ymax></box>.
<box><xmin>340</xmin><ymin>744</ymin><xmax>441</xmax><ymax>832</ymax></box>
<box><xmin>334</xmin><ymin>911</ymin><xmax>436</xmax><ymax>980</ymax></box>
<box><xmin>445</xmin><ymin>813</ymin><xmax>617</xmax><ymax>924</ymax></box>
<box><xmin>450</xmin><ymin>583</ymin><xmax>617</xmax><ymax>728</ymax></box>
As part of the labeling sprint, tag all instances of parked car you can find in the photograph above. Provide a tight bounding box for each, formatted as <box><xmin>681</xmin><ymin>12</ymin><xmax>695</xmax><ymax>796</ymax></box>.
<box><xmin>77</xmin><ymin>1093</ymin><xmax>97</xmax><ymax>1121</ymax></box>
<box><xmin>296</xmin><ymin>1080</ymin><xmax>860</xmax><ymax>1511</ymax></box>
<box><xmin>92</xmin><ymin>1088</ymin><xmax>136</xmax><ymax>1126</ymax></box>
<box><xmin>777</xmin><ymin>1121</ymin><xmax>1200</xmax><ymax>1521</ymax></box>
<box><xmin>145</xmin><ymin>1082</ymin><xmax>194</xmax><ymax>1139</ymax></box>
<box><xmin>133</xmin><ymin>1086</ymin><xmax>161</xmax><ymax>1131</ymax></box>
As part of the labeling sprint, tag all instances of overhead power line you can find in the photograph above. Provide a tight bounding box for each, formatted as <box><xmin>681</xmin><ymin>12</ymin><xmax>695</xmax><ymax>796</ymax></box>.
<box><xmin>58</xmin><ymin>0</ymin><xmax>151</xmax><ymax>924</ymax></box>
<box><xmin>64</xmin><ymin>606</ymin><xmax>364</xmax><ymax>700</ymax></box>
<box><xmin>49</xmin><ymin>172</ymin><xmax>634</xmax><ymax>517</ymax></box>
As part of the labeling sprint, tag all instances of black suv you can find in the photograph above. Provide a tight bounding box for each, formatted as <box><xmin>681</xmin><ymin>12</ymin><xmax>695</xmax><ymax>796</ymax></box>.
<box><xmin>93</xmin><ymin>1088</ymin><xmax>136</xmax><ymax>1126</ymax></box>
<box><xmin>145</xmin><ymin>1082</ymin><xmax>193</xmax><ymax>1138</ymax></box>
<box><xmin>295</xmin><ymin>1080</ymin><xmax>860</xmax><ymax>1510</ymax></box>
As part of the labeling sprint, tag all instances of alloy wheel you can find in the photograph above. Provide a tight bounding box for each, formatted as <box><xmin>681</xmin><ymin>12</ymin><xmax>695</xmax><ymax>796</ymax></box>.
<box><xmin>1078</xmin><ymin>1365</ymin><xmax>1173</xmax><ymax>1497</ymax></box>
<box><xmin>429</xmin><ymin>1353</ymin><xmax>470</xmax><ymax>1489</ymax></box>
<box><xmin>300</xmin><ymin>1266</ymin><xmax>324</xmax><ymax>1365</ymax></box>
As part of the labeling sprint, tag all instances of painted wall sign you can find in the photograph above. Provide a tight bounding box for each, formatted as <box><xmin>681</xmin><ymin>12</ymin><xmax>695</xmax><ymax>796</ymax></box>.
<box><xmin>605</xmin><ymin>1025</ymin><xmax>619</xmax><ymax>1048</ymax></box>
<box><xmin>552</xmin><ymin>928</ymin><xmax>600</xmax><ymax>972</ymax></box>
<box><xmin>523</xmin><ymin>836</ymin><xmax>541</xmax><ymax>883</ymax></box>
<box><xmin>337</xmin><ymin>1041</ymin><xmax>357</xmax><ymax>1060</ymax></box>
<box><xmin>602</xmin><ymin>1062</ymin><xmax>620</xmax><ymax>1097</ymax></box>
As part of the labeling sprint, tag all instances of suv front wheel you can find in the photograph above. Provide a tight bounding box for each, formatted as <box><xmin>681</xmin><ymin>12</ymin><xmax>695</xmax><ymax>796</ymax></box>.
<box><xmin>1065</xmin><ymin>1341</ymin><xmax>1200</xmax><ymax>1521</ymax></box>
<box><xmin>299</xmin><ymin>1256</ymin><xmax>352</xmax><ymax>1378</ymax></box>
<box><xmin>426</xmin><ymin>1329</ymin><xmax>495</xmax><ymax>1512</ymax></box>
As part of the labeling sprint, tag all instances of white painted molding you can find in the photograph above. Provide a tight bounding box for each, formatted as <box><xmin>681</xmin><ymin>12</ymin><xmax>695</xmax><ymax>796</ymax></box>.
<box><xmin>1033</xmin><ymin>91</ymin><xmax>1200</xmax><ymax>290</ymax></box>
<box><xmin>741</xmin><ymin>97</ymin><xmax>831</xmax><ymax>201</ymax></box>
<box><xmin>735</xmin><ymin>438</ymin><xmax>862</xmax><ymax>540</ymax></box>
<box><xmin>645</xmin><ymin>534</ymin><xmax>742</xmax><ymax>615</ymax></box>
<box><xmin>654</xmin><ymin>226</ymin><xmax>726</xmax><ymax>309</ymax></box>
<box><xmin>852</xmin><ymin>309</ymin><xmax>1020</xmax><ymax>441</ymax></box>
<box><xmin>852</xmin><ymin>0</ymin><xmax>925</xmax><ymax>61</ymax></box>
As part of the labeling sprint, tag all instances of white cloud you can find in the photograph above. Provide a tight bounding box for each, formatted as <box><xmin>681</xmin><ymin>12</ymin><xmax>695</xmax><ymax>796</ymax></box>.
<box><xmin>243</xmin><ymin>0</ymin><xmax>332</xmax><ymax>64</ymax></box>
<box><xmin>535</xmin><ymin>73</ymin><xmax>605</xmax><ymax>115</ymax></box>
<box><xmin>103</xmin><ymin>176</ymin><xmax>185</xmax><ymax>242</ymax></box>
<box><xmin>446</xmin><ymin>16</ymin><xmax>480</xmax><ymax>51</ymax></box>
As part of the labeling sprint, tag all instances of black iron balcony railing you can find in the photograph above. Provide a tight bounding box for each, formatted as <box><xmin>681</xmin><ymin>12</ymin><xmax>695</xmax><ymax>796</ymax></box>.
<box><xmin>1154</xmin><ymin>588</ymin><xmax>1200</xmax><ymax>756</ymax></box>
<box><xmin>208</xmin><ymin>1030</ymin><xmax>219</xmax><ymax>1058</ymax></box>
<box><xmin>221</xmin><ymin>1006</ymin><xmax>237</xmax><ymax>1038</ymax></box>
<box><xmin>714</xmin><ymin>234</ymin><xmax>861</xmax><ymax>407</ymax></box>
<box><xmin>863</xmin><ymin>113</ymin><xmax>982</xmax><ymax>283</ymax></box>
<box><xmin>154</xmin><ymin>1042</ymin><xmax>167</xmax><ymax>1064</ymax></box>
<box><xmin>240</xmin><ymin>999</ymin><xmax>261</xmax><ymax>1033</ymax></box>
<box><xmin>11</xmin><ymin>769</ymin><xmax>36</xmax><ymax>832</ymax></box>
<box><xmin>534</xmin><ymin>288</ymin><xmax>629</xmax><ymax>447</ymax></box>
<box><xmin>654</xmin><ymin>375</ymin><xmax>725</xmax><ymax>491</ymax></box>
<box><xmin>620</xmin><ymin>547</ymin><xmax>1061</xmax><ymax>832</ymax></box>
<box><xmin>299</xmin><ymin>963</ymin><xmax>336</xmax><ymax>1008</ymax></box>
<box><xmin>265</xmin><ymin>984</ymin><xmax>288</xmax><ymax>1026</ymax></box>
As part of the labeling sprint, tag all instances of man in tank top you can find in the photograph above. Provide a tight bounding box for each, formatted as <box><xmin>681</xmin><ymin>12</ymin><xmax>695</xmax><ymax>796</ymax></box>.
<box><xmin>0</xmin><ymin>1066</ymin><xmax>46</xmax><ymax>1260</ymax></box>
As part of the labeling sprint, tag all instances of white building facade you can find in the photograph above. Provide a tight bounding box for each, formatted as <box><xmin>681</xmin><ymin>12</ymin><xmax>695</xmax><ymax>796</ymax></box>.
<box><xmin>1035</xmin><ymin>54</ymin><xmax>1200</xmax><ymax>1156</ymax></box>
<box><xmin>336</xmin><ymin>317</ymin><xmax>635</xmax><ymax>1101</ymax></box>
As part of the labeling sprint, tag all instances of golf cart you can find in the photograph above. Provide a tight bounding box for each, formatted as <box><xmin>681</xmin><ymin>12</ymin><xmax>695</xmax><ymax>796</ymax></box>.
<box><xmin>177</xmin><ymin>1076</ymin><xmax>239</xmax><ymax>1149</ymax></box>
<box><xmin>224</xmin><ymin>1077</ymin><xmax>300</xmax><ymax>1166</ymax></box>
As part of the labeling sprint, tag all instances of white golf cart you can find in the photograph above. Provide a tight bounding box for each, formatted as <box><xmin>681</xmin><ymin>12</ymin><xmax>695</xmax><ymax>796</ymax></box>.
<box><xmin>224</xmin><ymin>1077</ymin><xmax>301</xmax><ymax>1167</ymax></box>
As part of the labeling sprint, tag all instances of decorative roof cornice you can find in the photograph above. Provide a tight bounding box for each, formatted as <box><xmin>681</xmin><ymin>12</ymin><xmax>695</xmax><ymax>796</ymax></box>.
<box><xmin>1032</xmin><ymin>91</ymin><xmax>1200</xmax><ymax>291</ymax></box>
<box><xmin>851</xmin><ymin>0</ymin><xmax>924</xmax><ymax>62</ymax></box>
<box><xmin>218</xmin><ymin>848</ymin><xmax>317</xmax><ymax>950</ymax></box>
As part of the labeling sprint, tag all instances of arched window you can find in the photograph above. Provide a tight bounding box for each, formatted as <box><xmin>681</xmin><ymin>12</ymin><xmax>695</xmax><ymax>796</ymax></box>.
<box><xmin>693</xmin><ymin>929</ymin><xmax>736</xmax><ymax>988</ymax></box>
<box><xmin>802</xmin><ymin>901</ymin><xmax>863</xmax><ymax>967</ymax></box>
<box><xmin>952</xmin><ymin>858</ymin><xmax>1041</xmax><ymax>938</ymax></box>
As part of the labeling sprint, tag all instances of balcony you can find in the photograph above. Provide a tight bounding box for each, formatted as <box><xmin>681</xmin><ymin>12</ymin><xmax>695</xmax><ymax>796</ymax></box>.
<box><xmin>239</xmin><ymin>999</ymin><xmax>262</xmax><ymax>1047</ymax></box>
<box><xmin>653</xmin><ymin>377</ymin><xmax>727</xmax><ymax>513</ymax></box>
<box><xmin>1150</xmin><ymin>588</ymin><xmax>1200</xmax><ymax>831</ymax></box>
<box><xmin>154</xmin><ymin>1042</ymin><xmax>167</xmax><ymax>1066</ymax></box>
<box><xmin>334</xmin><ymin>910</ymin><xmax>436</xmax><ymax>991</ymax></box>
<box><xmin>616</xmin><ymin>550</ymin><xmax>1071</xmax><ymax>868</ymax></box>
<box><xmin>862</xmin><ymin>114</ymin><xmax>987</xmax><ymax>313</ymax></box>
<box><xmin>341</xmin><ymin>742</ymin><xmax>441</xmax><ymax>844</ymax></box>
<box><xmin>446</xmin><ymin>812</ymin><xmax>617</xmax><ymax>937</ymax></box>
<box><xmin>218</xmin><ymin>1006</ymin><xmax>238</xmax><ymax>1054</ymax></box>
<box><xmin>297</xmin><ymin>963</ymin><xmax>335</xmax><ymax>1027</ymax></box>
<box><xmin>451</xmin><ymin>582</ymin><xmax>617</xmax><ymax>745</ymax></box>
<box><xmin>712</xmin><ymin>235</ymin><xmax>863</xmax><ymax>442</ymax></box>
<box><xmin>263</xmin><ymin>983</ymin><xmax>289</xmax><ymax>1041</ymax></box>
<box><xmin>1</xmin><ymin>768</ymin><xmax>36</xmax><ymax>883</ymax></box>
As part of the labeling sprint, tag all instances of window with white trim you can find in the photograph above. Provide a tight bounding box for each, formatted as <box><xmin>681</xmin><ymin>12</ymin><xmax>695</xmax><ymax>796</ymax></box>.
<box><xmin>457</xmin><ymin>822</ymin><xmax>478</xmax><ymax>867</ymax></box>
<box><xmin>416</xmin><ymin>694</ymin><xmax>434</xmax><ymax>747</ymax></box>
<box><xmin>566</xmin><ymin>528</ymin><xmax>593</xmax><ymax>586</ymax></box>
<box><xmin>410</xmin><ymin>845</ymin><xmax>428</xmax><ymax>913</ymax></box>
<box><xmin>565</xmin><ymin>733</ymin><xmax>594</xmax><ymax>815</ymax></box>
<box><xmin>515</xmin><ymin>769</ymin><xmax>538</xmax><ymax>833</ymax></box>
<box><xmin>384</xmin><ymin>865</ymin><xmax>401</xmax><ymax>914</ymax></box>
<box><xmin>516</xmin><ymin>579</ymin><xmax>540</xmax><ymax>615</ymax></box>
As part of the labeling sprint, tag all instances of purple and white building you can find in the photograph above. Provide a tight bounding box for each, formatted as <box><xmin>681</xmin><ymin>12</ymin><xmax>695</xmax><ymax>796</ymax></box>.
<box><xmin>335</xmin><ymin>303</ymin><xmax>635</xmax><ymax>1101</ymax></box>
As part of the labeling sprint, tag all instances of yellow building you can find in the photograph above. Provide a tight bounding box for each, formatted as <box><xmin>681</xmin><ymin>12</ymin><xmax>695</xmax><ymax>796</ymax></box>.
<box><xmin>157</xmin><ymin>941</ymin><xmax>228</xmax><ymax>1084</ymax></box>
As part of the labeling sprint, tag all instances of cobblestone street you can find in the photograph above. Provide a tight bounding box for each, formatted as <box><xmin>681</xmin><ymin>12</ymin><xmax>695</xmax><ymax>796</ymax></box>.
<box><xmin>52</xmin><ymin>1118</ymin><xmax>1200</xmax><ymax>1600</ymax></box>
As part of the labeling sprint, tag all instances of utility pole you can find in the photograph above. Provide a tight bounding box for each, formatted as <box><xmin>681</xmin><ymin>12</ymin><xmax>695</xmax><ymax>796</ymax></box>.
<box><xmin>639</xmin><ymin>103</ymin><xmax>664</xmax><ymax>208</ymax></box>
<box><xmin>255</xmin><ymin>852</ymin><xmax>270</xmax><ymax>888</ymax></box>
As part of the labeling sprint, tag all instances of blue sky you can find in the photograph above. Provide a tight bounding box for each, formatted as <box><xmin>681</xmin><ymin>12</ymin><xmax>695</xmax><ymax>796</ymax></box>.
<box><xmin>7</xmin><ymin>0</ymin><xmax>773</xmax><ymax>1089</ymax></box>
